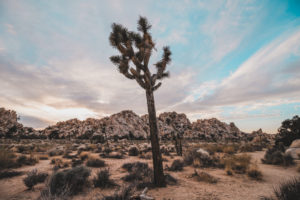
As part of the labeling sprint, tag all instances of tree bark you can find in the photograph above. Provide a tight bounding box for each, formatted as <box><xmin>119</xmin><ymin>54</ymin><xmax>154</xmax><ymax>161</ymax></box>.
<box><xmin>146</xmin><ymin>89</ymin><xmax>166</xmax><ymax>187</ymax></box>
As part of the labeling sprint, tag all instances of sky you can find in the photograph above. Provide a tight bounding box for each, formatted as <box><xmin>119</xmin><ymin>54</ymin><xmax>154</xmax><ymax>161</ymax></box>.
<box><xmin>0</xmin><ymin>0</ymin><xmax>300</xmax><ymax>133</ymax></box>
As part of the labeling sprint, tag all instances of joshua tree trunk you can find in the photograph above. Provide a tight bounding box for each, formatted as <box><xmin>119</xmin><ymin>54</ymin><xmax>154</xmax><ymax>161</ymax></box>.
<box><xmin>146</xmin><ymin>89</ymin><xmax>166</xmax><ymax>186</ymax></box>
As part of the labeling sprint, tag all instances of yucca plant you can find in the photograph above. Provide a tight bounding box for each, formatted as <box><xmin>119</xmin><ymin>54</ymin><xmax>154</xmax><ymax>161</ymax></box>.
<box><xmin>109</xmin><ymin>16</ymin><xmax>171</xmax><ymax>186</ymax></box>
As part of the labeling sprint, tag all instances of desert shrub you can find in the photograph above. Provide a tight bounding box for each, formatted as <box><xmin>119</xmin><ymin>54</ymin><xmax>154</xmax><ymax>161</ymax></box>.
<box><xmin>128</xmin><ymin>146</ymin><xmax>139</xmax><ymax>156</ymax></box>
<box><xmin>122</xmin><ymin>162</ymin><xmax>153</xmax><ymax>189</ymax></box>
<box><xmin>262</xmin><ymin>177</ymin><xmax>300</xmax><ymax>200</ymax></box>
<box><xmin>93</xmin><ymin>169</ymin><xmax>116</xmax><ymax>188</ymax></box>
<box><xmin>140</xmin><ymin>152</ymin><xmax>152</xmax><ymax>160</ymax></box>
<box><xmin>102</xmin><ymin>185</ymin><xmax>134</xmax><ymax>200</ymax></box>
<box><xmin>39</xmin><ymin>155</ymin><xmax>49</xmax><ymax>160</ymax></box>
<box><xmin>223</xmin><ymin>146</ymin><xmax>236</xmax><ymax>154</ymax></box>
<box><xmin>0</xmin><ymin>170</ymin><xmax>23</xmax><ymax>179</ymax></box>
<box><xmin>17</xmin><ymin>154</ymin><xmax>39</xmax><ymax>166</ymax></box>
<box><xmin>168</xmin><ymin>159</ymin><xmax>184</xmax><ymax>171</ymax></box>
<box><xmin>48</xmin><ymin>149</ymin><xmax>64</xmax><ymax>157</ymax></box>
<box><xmin>63</xmin><ymin>150</ymin><xmax>75</xmax><ymax>159</ymax></box>
<box><xmin>23</xmin><ymin>169</ymin><xmax>48</xmax><ymax>189</ymax></box>
<box><xmin>79</xmin><ymin>151</ymin><xmax>90</xmax><ymax>161</ymax></box>
<box><xmin>122</xmin><ymin>162</ymin><xmax>148</xmax><ymax>172</ymax></box>
<box><xmin>247</xmin><ymin>164</ymin><xmax>263</xmax><ymax>180</ymax></box>
<box><xmin>275</xmin><ymin>115</ymin><xmax>300</xmax><ymax>147</ymax></box>
<box><xmin>222</xmin><ymin>154</ymin><xmax>251</xmax><ymax>174</ymax></box>
<box><xmin>200</xmin><ymin>144</ymin><xmax>238</xmax><ymax>155</ymax></box>
<box><xmin>0</xmin><ymin>147</ymin><xmax>18</xmax><ymax>169</ymax></box>
<box><xmin>191</xmin><ymin>170</ymin><xmax>218</xmax><ymax>184</ymax></box>
<box><xmin>101</xmin><ymin>152</ymin><xmax>124</xmax><ymax>159</ymax></box>
<box><xmin>51</xmin><ymin>158</ymin><xmax>69</xmax><ymax>169</ymax></box>
<box><xmin>47</xmin><ymin>166</ymin><xmax>91</xmax><ymax>196</ymax></box>
<box><xmin>71</xmin><ymin>158</ymin><xmax>83</xmax><ymax>167</ymax></box>
<box><xmin>86</xmin><ymin>157</ymin><xmax>105</xmax><ymax>168</ymax></box>
<box><xmin>262</xmin><ymin>147</ymin><xmax>294</xmax><ymax>166</ymax></box>
<box><xmin>165</xmin><ymin>173</ymin><xmax>177</xmax><ymax>185</ymax></box>
<box><xmin>184</xmin><ymin>148</ymin><xmax>220</xmax><ymax>168</ymax></box>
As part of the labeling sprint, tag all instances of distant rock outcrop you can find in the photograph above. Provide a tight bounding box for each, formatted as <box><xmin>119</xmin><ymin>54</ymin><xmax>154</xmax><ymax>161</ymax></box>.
<box><xmin>0</xmin><ymin>107</ymin><xmax>41</xmax><ymax>138</ymax></box>
<box><xmin>142</xmin><ymin>112</ymin><xmax>191</xmax><ymax>140</ymax></box>
<box><xmin>186</xmin><ymin>118</ymin><xmax>246</xmax><ymax>141</ymax></box>
<box><xmin>43</xmin><ymin>110</ymin><xmax>148</xmax><ymax>140</ymax></box>
<box><xmin>0</xmin><ymin>107</ymin><xmax>273</xmax><ymax>141</ymax></box>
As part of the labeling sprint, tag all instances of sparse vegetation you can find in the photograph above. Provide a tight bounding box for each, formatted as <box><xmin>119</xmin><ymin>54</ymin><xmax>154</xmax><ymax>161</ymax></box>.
<box><xmin>45</xmin><ymin>166</ymin><xmax>91</xmax><ymax>196</ymax></box>
<box><xmin>262</xmin><ymin>177</ymin><xmax>300</xmax><ymax>200</ymax></box>
<box><xmin>128</xmin><ymin>146</ymin><xmax>139</xmax><ymax>156</ymax></box>
<box><xmin>247</xmin><ymin>164</ymin><xmax>263</xmax><ymax>180</ymax></box>
<box><xmin>167</xmin><ymin>159</ymin><xmax>184</xmax><ymax>171</ymax></box>
<box><xmin>86</xmin><ymin>157</ymin><xmax>105</xmax><ymax>167</ymax></box>
<box><xmin>102</xmin><ymin>185</ymin><xmax>134</xmax><ymax>200</ymax></box>
<box><xmin>0</xmin><ymin>147</ymin><xmax>18</xmax><ymax>169</ymax></box>
<box><xmin>262</xmin><ymin>146</ymin><xmax>294</xmax><ymax>166</ymax></box>
<box><xmin>222</xmin><ymin>154</ymin><xmax>251</xmax><ymax>174</ymax></box>
<box><xmin>275</xmin><ymin>115</ymin><xmax>300</xmax><ymax>147</ymax></box>
<box><xmin>183</xmin><ymin>148</ymin><xmax>220</xmax><ymax>168</ymax></box>
<box><xmin>93</xmin><ymin>168</ymin><xmax>116</xmax><ymax>188</ymax></box>
<box><xmin>122</xmin><ymin>162</ymin><xmax>153</xmax><ymax>189</ymax></box>
<box><xmin>17</xmin><ymin>154</ymin><xmax>39</xmax><ymax>166</ymax></box>
<box><xmin>0</xmin><ymin>170</ymin><xmax>23</xmax><ymax>179</ymax></box>
<box><xmin>23</xmin><ymin>169</ymin><xmax>48</xmax><ymax>189</ymax></box>
<box><xmin>191</xmin><ymin>170</ymin><xmax>218</xmax><ymax>184</ymax></box>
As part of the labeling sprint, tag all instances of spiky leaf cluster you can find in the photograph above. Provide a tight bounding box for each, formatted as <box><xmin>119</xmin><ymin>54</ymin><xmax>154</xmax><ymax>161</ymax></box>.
<box><xmin>109</xmin><ymin>16</ymin><xmax>171</xmax><ymax>91</ymax></box>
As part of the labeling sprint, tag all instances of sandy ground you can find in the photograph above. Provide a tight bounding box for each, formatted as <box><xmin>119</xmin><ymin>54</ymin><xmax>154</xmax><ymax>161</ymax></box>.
<box><xmin>0</xmin><ymin>151</ymin><xmax>299</xmax><ymax>200</ymax></box>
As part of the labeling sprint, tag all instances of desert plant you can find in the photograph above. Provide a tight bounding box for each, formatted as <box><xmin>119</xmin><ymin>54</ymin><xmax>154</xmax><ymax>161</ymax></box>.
<box><xmin>109</xmin><ymin>16</ymin><xmax>172</xmax><ymax>186</ymax></box>
<box><xmin>47</xmin><ymin>166</ymin><xmax>91</xmax><ymax>196</ymax></box>
<box><xmin>17</xmin><ymin>154</ymin><xmax>39</xmax><ymax>166</ymax></box>
<box><xmin>0</xmin><ymin>170</ymin><xmax>23</xmax><ymax>179</ymax></box>
<box><xmin>247</xmin><ymin>164</ymin><xmax>263</xmax><ymax>180</ymax></box>
<box><xmin>262</xmin><ymin>177</ymin><xmax>300</xmax><ymax>200</ymax></box>
<box><xmin>86</xmin><ymin>157</ymin><xmax>105</xmax><ymax>168</ymax></box>
<box><xmin>71</xmin><ymin>158</ymin><xmax>83</xmax><ymax>167</ymax></box>
<box><xmin>191</xmin><ymin>170</ymin><xmax>218</xmax><ymax>184</ymax></box>
<box><xmin>168</xmin><ymin>159</ymin><xmax>184</xmax><ymax>171</ymax></box>
<box><xmin>184</xmin><ymin>148</ymin><xmax>220</xmax><ymax>168</ymax></box>
<box><xmin>101</xmin><ymin>152</ymin><xmax>124</xmax><ymax>159</ymax></box>
<box><xmin>39</xmin><ymin>155</ymin><xmax>49</xmax><ymax>160</ymax></box>
<box><xmin>262</xmin><ymin>146</ymin><xmax>294</xmax><ymax>166</ymax></box>
<box><xmin>122</xmin><ymin>162</ymin><xmax>148</xmax><ymax>172</ymax></box>
<box><xmin>93</xmin><ymin>168</ymin><xmax>116</xmax><ymax>188</ymax></box>
<box><xmin>275</xmin><ymin>115</ymin><xmax>300</xmax><ymax>147</ymax></box>
<box><xmin>102</xmin><ymin>185</ymin><xmax>134</xmax><ymax>200</ymax></box>
<box><xmin>79</xmin><ymin>151</ymin><xmax>90</xmax><ymax>161</ymax></box>
<box><xmin>122</xmin><ymin>162</ymin><xmax>153</xmax><ymax>189</ymax></box>
<box><xmin>128</xmin><ymin>146</ymin><xmax>139</xmax><ymax>156</ymax></box>
<box><xmin>23</xmin><ymin>169</ymin><xmax>48</xmax><ymax>189</ymax></box>
<box><xmin>48</xmin><ymin>149</ymin><xmax>64</xmax><ymax>157</ymax></box>
<box><xmin>0</xmin><ymin>147</ymin><xmax>18</xmax><ymax>169</ymax></box>
<box><xmin>223</xmin><ymin>154</ymin><xmax>251</xmax><ymax>174</ymax></box>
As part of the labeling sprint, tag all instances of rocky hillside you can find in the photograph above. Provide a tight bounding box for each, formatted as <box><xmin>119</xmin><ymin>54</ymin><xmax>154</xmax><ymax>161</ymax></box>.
<box><xmin>0</xmin><ymin>108</ymin><xmax>42</xmax><ymax>139</ymax></box>
<box><xmin>43</xmin><ymin>110</ymin><xmax>148</xmax><ymax>140</ymax></box>
<box><xmin>0</xmin><ymin>107</ymin><xmax>271</xmax><ymax>141</ymax></box>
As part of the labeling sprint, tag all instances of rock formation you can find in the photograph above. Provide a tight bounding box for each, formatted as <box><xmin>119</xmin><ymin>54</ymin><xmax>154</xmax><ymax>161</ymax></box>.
<box><xmin>0</xmin><ymin>107</ymin><xmax>272</xmax><ymax>141</ymax></box>
<box><xmin>0</xmin><ymin>107</ymin><xmax>41</xmax><ymax>138</ymax></box>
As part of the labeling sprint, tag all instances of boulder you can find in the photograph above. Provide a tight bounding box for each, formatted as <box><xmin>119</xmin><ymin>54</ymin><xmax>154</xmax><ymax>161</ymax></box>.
<box><xmin>285</xmin><ymin>139</ymin><xmax>300</xmax><ymax>159</ymax></box>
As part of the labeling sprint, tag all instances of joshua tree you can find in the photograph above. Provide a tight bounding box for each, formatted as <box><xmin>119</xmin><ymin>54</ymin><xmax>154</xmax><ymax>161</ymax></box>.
<box><xmin>109</xmin><ymin>16</ymin><xmax>171</xmax><ymax>186</ymax></box>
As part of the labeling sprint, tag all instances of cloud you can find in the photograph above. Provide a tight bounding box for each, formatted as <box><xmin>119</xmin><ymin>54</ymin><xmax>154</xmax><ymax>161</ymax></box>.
<box><xmin>199</xmin><ymin>0</ymin><xmax>263</xmax><ymax>62</ymax></box>
<box><xmin>201</xmin><ymin>28</ymin><xmax>300</xmax><ymax>106</ymax></box>
<box><xmin>0</xmin><ymin>54</ymin><xmax>194</xmax><ymax>128</ymax></box>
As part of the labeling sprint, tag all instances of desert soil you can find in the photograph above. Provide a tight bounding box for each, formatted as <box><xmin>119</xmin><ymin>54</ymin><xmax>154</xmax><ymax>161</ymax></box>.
<box><xmin>0</xmin><ymin>151</ymin><xmax>299</xmax><ymax>200</ymax></box>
